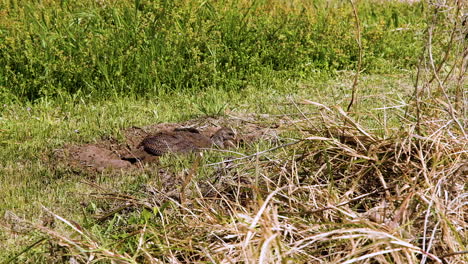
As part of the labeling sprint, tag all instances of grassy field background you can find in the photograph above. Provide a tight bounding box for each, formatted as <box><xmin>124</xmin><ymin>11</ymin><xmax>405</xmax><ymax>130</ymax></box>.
<box><xmin>1</xmin><ymin>0</ymin><xmax>466</xmax><ymax>263</ymax></box>
<box><xmin>1</xmin><ymin>0</ymin><xmax>426</xmax><ymax>101</ymax></box>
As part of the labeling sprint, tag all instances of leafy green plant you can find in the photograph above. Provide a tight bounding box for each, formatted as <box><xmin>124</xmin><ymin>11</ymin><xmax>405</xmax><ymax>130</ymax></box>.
<box><xmin>0</xmin><ymin>0</ymin><xmax>429</xmax><ymax>101</ymax></box>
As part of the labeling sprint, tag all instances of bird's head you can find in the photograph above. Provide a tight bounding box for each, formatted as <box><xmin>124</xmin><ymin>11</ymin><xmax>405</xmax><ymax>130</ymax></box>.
<box><xmin>211</xmin><ymin>127</ymin><xmax>236</xmax><ymax>148</ymax></box>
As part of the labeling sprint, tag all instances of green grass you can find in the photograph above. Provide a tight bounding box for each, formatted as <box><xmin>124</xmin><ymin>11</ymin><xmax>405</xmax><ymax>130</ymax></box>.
<box><xmin>0</xmin><ymin>0</ymin><xmax>427</xmax><ymax>101</ymax></box>
<box><xmin>0</xmin><ymin>73</ymin><xmax>414</xmax><ymax>260</ymax></box>
<box><xmin>1</xmin><ymin>0</ymin><xmax>466</xmax><ymax>262</ymax></box>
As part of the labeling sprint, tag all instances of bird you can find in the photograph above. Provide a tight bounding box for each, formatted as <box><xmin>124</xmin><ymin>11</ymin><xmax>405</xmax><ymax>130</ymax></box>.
<box><xmin>207</xmin><ymin>127</ymin><xmax>236</xmax><ymax>148</ymax></box>
<box><xmin>122</xmin><ymin>127</ymin><xmax>235</xmax><ymax>163</ymax></box>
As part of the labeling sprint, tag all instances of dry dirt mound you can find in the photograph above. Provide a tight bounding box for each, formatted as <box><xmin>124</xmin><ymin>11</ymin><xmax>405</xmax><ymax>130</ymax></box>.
<box><xmin>56</xmin><ymin>115</ymin><xmax>281</xmax><ymax>172</ymax></box>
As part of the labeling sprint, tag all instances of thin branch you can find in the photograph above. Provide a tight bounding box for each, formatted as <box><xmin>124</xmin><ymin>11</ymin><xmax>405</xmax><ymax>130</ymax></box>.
<box><xmin>346</xmin><ymin>0</ymin><xmax>363</xmax><ymax>113</ymax></box>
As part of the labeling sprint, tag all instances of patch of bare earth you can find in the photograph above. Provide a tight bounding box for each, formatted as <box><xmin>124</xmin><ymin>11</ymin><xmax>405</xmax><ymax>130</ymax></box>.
<box><xmin>55</xmin><ymin>114</ymin><xmax>282</xmax><ymax>173</ymax></box>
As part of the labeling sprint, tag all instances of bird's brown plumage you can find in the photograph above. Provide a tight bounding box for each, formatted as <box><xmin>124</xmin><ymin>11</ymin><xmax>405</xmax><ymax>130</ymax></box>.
<box><xmin>122</xmin><ymin>127</ymin><xmax>235</xmax><ymax>162</ymax></box>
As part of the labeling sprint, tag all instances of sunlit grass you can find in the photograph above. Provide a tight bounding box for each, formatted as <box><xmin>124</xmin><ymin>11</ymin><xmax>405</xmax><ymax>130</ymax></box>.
<box><xmin>2</xmin><ymin>0</ymin><xmax>465</xmax><ymax>262</ymax></box>
<box><xmin>0</xmin><ymin>0</ymin><xmax>426</xmax><ymax>101</ymax></box>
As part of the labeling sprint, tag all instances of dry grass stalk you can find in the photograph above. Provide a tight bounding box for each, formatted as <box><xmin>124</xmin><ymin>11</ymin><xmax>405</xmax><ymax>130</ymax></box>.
<box><xmin>10</xmin><ymin>99</ymin><xmax>464</xmax><ymax>263</ymax></box>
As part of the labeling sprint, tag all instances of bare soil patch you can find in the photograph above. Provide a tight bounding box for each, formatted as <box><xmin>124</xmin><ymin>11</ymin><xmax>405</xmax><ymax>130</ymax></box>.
<box><xmin>55</xmin><ymin>115</ymin><xmax>282</xmax><ymax>173</ymax></box>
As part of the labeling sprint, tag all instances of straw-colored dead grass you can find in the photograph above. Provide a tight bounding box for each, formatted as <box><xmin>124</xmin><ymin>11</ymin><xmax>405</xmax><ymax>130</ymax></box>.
<box><xmin>7</xmin><ymin>99</ymin><xmax>465</xmax><ymax>263</ymax></box>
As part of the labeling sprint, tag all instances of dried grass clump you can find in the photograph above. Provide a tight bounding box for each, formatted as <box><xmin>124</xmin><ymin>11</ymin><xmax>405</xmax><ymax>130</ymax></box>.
<box><xmin>193</xmin><ymin>105</ymin><xmax>465</xmax><ymax>263</ymax></box>
<box><xmin>10</xmin><ymin>102</ymin><xmax>465</xmax><ymax>263</ymax></box>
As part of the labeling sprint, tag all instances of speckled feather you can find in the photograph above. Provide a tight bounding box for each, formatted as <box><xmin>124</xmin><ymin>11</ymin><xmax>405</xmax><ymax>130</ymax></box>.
<box><xmin>138</xmin><ymin>127</ymin><xmax>235</xmax><ymax>156</ymax></box>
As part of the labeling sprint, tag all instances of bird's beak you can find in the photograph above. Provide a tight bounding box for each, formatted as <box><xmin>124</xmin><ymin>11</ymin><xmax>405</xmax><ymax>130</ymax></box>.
<box><xmin>224</xmin><ymin>140</ymin><xmax>236</xmax><ymax>148</ymax></box>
